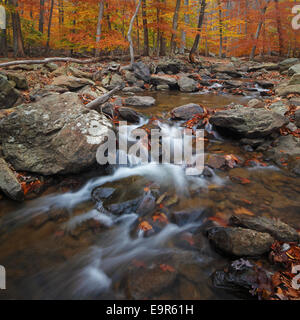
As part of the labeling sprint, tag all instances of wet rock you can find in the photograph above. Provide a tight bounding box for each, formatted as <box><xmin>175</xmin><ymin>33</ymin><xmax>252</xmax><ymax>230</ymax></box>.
<box><xmin>212</xmin><ymin>259</ymin><xmax>267</xmax><ymax>295</ymax></box>
<box><xmin>230</xmin><ymin>215</ymin><xmax>300</xmax><ymax>243</ymax></box>
<box><xmin>178</xmin><ymin>76</ymin><xmax>198</xmax><ymax>92</ymax></box>
<box><xmin>118</xmin><ymin>107</ymin><xmax>143</xmax><ymax>123</ymax></box>
<box><xmin>207</xmin><ymin>227</ymin><xmax>274</xmax><ymax>257</ymax></box>
<box><xmin>0</xmin><ymin>74</ymin><xmax>20</xmax><ymax>109</ymax></box>
<box><xmin>0</xmin><ymin>92</ymin><xmax>112</xmax><ymax>175</ymax></box>
<box><xmin>171</xmin><ymin>103</ymin><xmax>204</xmax><ymax>120</ymax></box>
<box><xmin>150</xmin><ymin>74</ymin><xmax>178</xmax><ymax>87</ymax></box>
<box><xmin>92</xmin><ymin>187</ymin><xmax>116</xmax><ymax>203</ymax></box>
<box><xmin>276</xmin><ymin>84</ymin><xmax>300</xmax><ymax>97</ymax></box>
<box><xmin>207</xmin><ymin>154</ymin><xmax>226</xmax><ymax>169</ymax></box>
<box><xmin>52</xmin><ymin>75</ymin><xmax>94</xmax><ymax>90</ymax></box>
<box><xmin>223</xmin><ymin>80</ymin><xmax>243</xmax><ymax>88</ymax></box>
<box><xmin>0</xmin><ymin>158</ymin><xmax>24</xmax><ymax>201</ymax></box>
<box><xmin>125</xmin><ymin>263</ymin><xmax>178</xmax><ymax>299</ymax></box>
<box><xmin>107</xmin><ymin>197</ymin><xmax>143</xmax><ymax>215</ymax></box>
<box><xmin>211</xmin><ymin>63</ymin><xmax>241</xmax><ymax>77</ymax></box>
<box><xmin>122</xmin><ymin>86</ymin><xmax>144</xmax><ymax>93</ymax></box>
<box><xmin>214</xmin><ymin>73</ymin><xmax>233</xmax><ymax>80</ymax></box>
<box><xmin>210</xmin><ymin>106</ymin><xmax>288</xmax><ymax>138</ymax></box>
<box><xmin>279</xmin><ymin>58</ymin><xmax>299</xmax><ymax>72</ymax></box>
<box><xmin>132</xmin><ymin>61</ymin><xmax>151</xmax><ymax>83</ymax></box>
<box><xmin>288</xmin><ymin>63</ymin><xmax>300</xmax><ymax>76</ymax></box>
<box><xmin>124</xmin><ymin>96</ymin><xmax>155</xmax><ymax>108</ymax></box>
<box><xmin>156</xmin><ymin>84</ymin><xmax>169</xmax><ymax>91</ymax></box>
<box><xmin>136</xmin><ymin>192</ymin><xmax>156</xmax><ymax>217</ymax></box>
<box><xmin>288</xmin><ymin>73</ymin><xmax>300</xmax><ymax>85</ymax></box>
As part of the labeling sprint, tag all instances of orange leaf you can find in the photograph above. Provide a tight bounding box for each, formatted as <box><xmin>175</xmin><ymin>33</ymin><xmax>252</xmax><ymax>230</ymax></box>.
<box><xmin>234</xmin><ymin>207</ymin><xmax>255</xmax><ymax>216</ymax></box>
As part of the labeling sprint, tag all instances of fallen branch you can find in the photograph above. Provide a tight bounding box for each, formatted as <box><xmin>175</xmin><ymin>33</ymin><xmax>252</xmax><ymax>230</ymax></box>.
<box><xmin>85</xmin><ymin>85</ymin><xmax>122</xmax><ymax>110</ymax></box>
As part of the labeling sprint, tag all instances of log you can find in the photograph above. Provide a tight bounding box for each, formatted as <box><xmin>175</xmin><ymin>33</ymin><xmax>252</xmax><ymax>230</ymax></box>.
<box><xmin>85</xmin><ymin>85</ymin><xmax>122</xmax><ymax>110</ymax></box>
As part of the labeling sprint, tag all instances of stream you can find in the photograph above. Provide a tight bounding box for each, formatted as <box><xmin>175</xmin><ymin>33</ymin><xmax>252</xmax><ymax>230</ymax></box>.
<box><xmin>0</xmin><ymin>90</ymin><xmax>300</xmax><ymax>300</ymax></box>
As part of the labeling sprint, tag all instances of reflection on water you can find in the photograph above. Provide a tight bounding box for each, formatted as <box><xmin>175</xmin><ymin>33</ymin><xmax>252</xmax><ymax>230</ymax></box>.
<box><xmin>0</xmin><ymin>92</ymin><xmax>299</xmax><ymax>300</ymax></box>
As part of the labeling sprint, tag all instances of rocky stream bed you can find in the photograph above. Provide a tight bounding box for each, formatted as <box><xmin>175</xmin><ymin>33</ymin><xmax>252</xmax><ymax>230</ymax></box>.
<box><xmin>0</xmin><ymin>56</ymin><xmax>300</xmax><ymax>300</ymax></box>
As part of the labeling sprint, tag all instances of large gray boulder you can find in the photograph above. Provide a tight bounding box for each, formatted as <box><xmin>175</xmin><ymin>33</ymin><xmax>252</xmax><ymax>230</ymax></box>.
<box><xmin>132</xmin><ymin>61</ymin><xmax>151</xmax><ymax>83</ymax></box>
<box><xmin>207</xmin><ymin>227</ymin><xmax>274</xmax><ymax>257</ymax></box>
<box><xmin>124</xmin><ymin>96</ymin><xmax>155</xmax><ymax>108</ymax></box>
<box><xmin>276</xmin><ymin>84</ymin><xmax>300</xmax><ymax>97</ymax></box>
<box><xmin>249</xmin><ymin>63</ymin><xmax>279</xmax><ymax>72</ymax></box>
<box><xmin>0</xmin><ymin>74</ymin><xmax>20</xmax><ymax>109</ymax></box>
<box><xmin>52</xmin><ymin>75</ymin><xmax>95</xmax><ymax>90</ymax></box>
<box><xmin>288</xmin><ymin>73</ymin><xmax>300</xmax><ymax>85</ymax></box>
<box><xmin>279</xmin><ymin>58</ymin><xmax>299</xmax><ymax>72</ymax></box>
<box><xmin>178</xmin><ymin>76</ymin><xmax>198</xmax><ymax>92</ymax></box>
<box><xmin>150</xmin><ymin>74</ymin><xmax>178</xmax><ymax>87</ymax></box>
<box><xmin>0</xmin><ymin>92</ymin><xmax>112</xmax><ymax>175</ymax></box>
<box><xmin>0</xmin><ymin>158</ymin><xmax>24</xmax><ymax>201</ymax></box>
<box><xmin>210</xmin><ymin>106</ymin><xmax>288</xmax><ymax>138</ymax></box>
<box><xmin>4</xmin><ymin>72</ymin><xmax>29</xmax><ymax>90</ymax></box>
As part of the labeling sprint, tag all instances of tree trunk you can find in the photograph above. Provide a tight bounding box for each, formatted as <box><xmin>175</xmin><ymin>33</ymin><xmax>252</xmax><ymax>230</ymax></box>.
<box><xmin>170</xmin><ymin>0</ymin><xmax>181</xmax><ymax>54</ymax></box>
<box><xmin>39</xmin><ymin>0</ymin><xmax>45</xmax><ymax>33</ymax></box>
<box><xmin>249</xmin><ymin>0</ymin><xmax>271</xmax><ymax>61</ymax></box>
<box><xmin>46</xmin><ymin>0</ymin><xmax>54</xmax><ymax>52</ymax></box>
<box><xmin>217</xmin><ymin>0</ymin><xmax>223</xmax><ymax>58</ymax></box>
<box><xmin>189</xmin><ymin>0</ymin><xmax>206</xmax><ymax>62</ymax></box>
<box><xmin>159</xmin><ymin>0</ymin><xmax>167</xmax><ymax>56</ymax></box>
<box><xmin>11</xmin><ymin>0</ymin><xmax>25</xmax><ymax>57</ymax></box>
<box><xmin>0</xmin><ymin>5</ymin><xmax>7</xmax><ymax>56</ymax></box>
<box><xmin>142</xmin><ymin>0</ymin><xmax>149</xmax><ymax>56</ymax></box>
<box><xmin>95</xmin><ymin>0</ymin><xmax>104</xmax><ymax>57</ymax></box>
<box><xmin>274</xmin><ymin>0</ymin><xmax>283</xmax><ymax>57</ymax></box>
<box><xmin>180</xmin><ymin>0</ymin><xmax>189</xmax><ymax>54</ymax></box>
<box><xmin>128</xmin><ymin>0</ymin><xmax>142</xmax><ymax>67</ymax></box>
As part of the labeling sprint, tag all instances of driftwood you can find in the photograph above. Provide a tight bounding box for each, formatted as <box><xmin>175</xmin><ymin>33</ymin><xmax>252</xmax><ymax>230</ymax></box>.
<box><xmin>0</xmin><ymin>55</ymin><xmax>141</xmax><ymax>69</ymax></box>
<box><xmin>85</xmin><ymin>85</ymin><xmax>122</xmax><ymax>110</ymax></box>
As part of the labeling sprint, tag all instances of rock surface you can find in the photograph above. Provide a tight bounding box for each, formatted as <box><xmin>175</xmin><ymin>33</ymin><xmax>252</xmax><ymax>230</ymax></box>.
<box><xmin>0</xmin><ymin>75</ymin><xmax>20</xmax><ymax>109</ymax></box>
<box><xmin>276</xmin><ymin>84</ymin><xmax>300</xmax><ymax>97</ymax></box>
<box><xmin>171</xmin><ymin>103</ymin><xmax>204</xmax><ymax>120</ymax></box>
<box><xmin>132</xmin><ymin>61</ymin><xmax>151</xmax><ymax>83</ymax></box>
<box><xmin>178</xmin><ymin>76</ymin><xmax>198</xmax><ymax>92</ymax></box>
<box><xmin>0</xmin><ymin>92</ymin><xmax>112</xmax><ymax>175</ymax></box>
<box><xmin>52</xmin><ymin>75</ymin><xmax>94</xmax><ymax>90</ymax></box>
<box><xmin>230</xmin><ymin>215</ymin><xmax>299</xmax><ymax>242</ymax></box>
<box><xmin>124</xmin><ymin>96</ymin><xmax>155</xmax><ymax>108</ymax></box>
<box><xmin>207</xmin><ymin>227</ymin><xmax>274</xmax><ymax>256</ymax></box>
<box><xmin>0</xmin><ymin>158</ymin><xmax>24</xmax><ymax>201</ymax></box>
<box><xmin>210</xmin><ymin>106</ymin><xmax>288</xmax><ymax>138</ymax></box>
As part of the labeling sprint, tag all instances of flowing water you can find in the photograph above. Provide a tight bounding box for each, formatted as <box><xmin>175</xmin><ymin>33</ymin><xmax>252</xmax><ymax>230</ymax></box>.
<box><xmin>0</xmin><ymin>90</ymin><xmax>300</xmax><ymax>300</ymax></box>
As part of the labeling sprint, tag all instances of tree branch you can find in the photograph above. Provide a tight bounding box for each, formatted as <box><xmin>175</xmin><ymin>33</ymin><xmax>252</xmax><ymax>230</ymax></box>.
<box><xmin>85</xmin><ymin>85</ymin><xmax>122</xmax><ymax>110</ymax></box>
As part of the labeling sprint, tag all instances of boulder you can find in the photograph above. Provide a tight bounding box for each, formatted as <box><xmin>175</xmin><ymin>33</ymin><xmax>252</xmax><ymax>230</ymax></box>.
<box><xmin>105</xmin><ymin>73</ymin><xmax>125</xmax><ymax>90</ymax></box>
<box><xmin>171</xmin><ymin>103</ymin><xmax>204</xmax><ymax>120</ymax></box>
<box><xmin>288</xmin><ymin>73</ymin><xmax>300</xmax><ymax>85</ymax></box>
<box><xmin>278</xmin><ymin>58</ymin><xmax>299</xmax><ymax>72</ymax></box>
<box><xmin>230</xmin><ymin>215</ymin><xmax>299</xmax><ymax>243</ymax></box>
<box><xmin>52</xmin><ymin>75</ymin><xmax>94</xmax><ymax>90</ymax></box>
<box><xmin>0</xmin><ymin>158</ymin><xmax>24</xmax><ymax>201</ymax></box>
<box><xmin>124</xmin><ymin>71</ymin><xmax>138</xmax><ymax>85</ymax></box>
<box><xmin>247</xmin><ymin>99</ymin><xmax>264</xmax><ymax>108</ymax></box>
<box><xmin>150</xmin><ymin>74</ymin><xmax>178</xmax><ymax>87</ymax></box>
<box><xmin>276</xmin><ymin>84</ymin><xmax>300</xmax><ymax>97</ymax></box>
<box><xmin>255</xmin><ymin>80</ymin><xmax>274</xmax><ymax>89</ymax></box>
<box><xmin>249</xmin><ymin>63</ymin><xmax>279</xmax><ymax>72</ymax></box>
<box><xmin>132</xmin><ymin>61</ymin><xmax>151</xmax><ymax>83</ymax></box>
<box><xmin>102</xmin><ymin>104</ymin><xmax>142</xmax><ymax>123</ymax></box>
<box><xmin>211</xmin><ymin>63</ymin><xmax>242</xmax><ymax>77</ymax></box>
<box><xmin>210</xmin><ymin>106</ymin><xmax>288</xmax><ymax>138</ymax></box>
<box><xmin>122</xmin><ymin>86</ymin><xmax>144</xmax><ymax>93</ymax></box>
<box><xmin>68</xmin><ymin>66</ymin><xmax>94</xmax><ymax>80</ymax></box>
<box><xmin>288</xmin><ymin>64</ymin><xmax>300</xmax><ymax>76</ymax></box>
<box><xmin>269</xmin><ymin>101</ymin><xmax>289</xmax><ymax>117</ymax></box>
<box><xmin>207</xmin><ymin>227</ymin><xmax>274</xmax><ymax>257</ymax></box>
<box><xmin>0</xmin><ymin>92</ymin><xmax>112</xmax><ymax>175</ymax></box>
<box><xmin>155</xmin><ymin>59</ymin><xmax>187</xmax><ymax>74</ymax></box>
<box><xmin>5</xmin><ymin>72</ymin><xmax>29</xmax><ymax>90</ymax></box>
<box><xmin>124</xmin><ymin>96</ymin><xmax>155</xmax><ymax>108</ymax></box>
<box><xmin>224</xmin><ymin>80</ymin><xmax>244</xmax><ymax>88</ymax></box>
<box><xmin>178</xmin><ymin>76</ymin><xmax>198</xmax><ymax>92</ymax></box>
<box><xmin>0</xmin><ymin>75</ymin><xmax>20</xmax><ymax>109</ymax></box>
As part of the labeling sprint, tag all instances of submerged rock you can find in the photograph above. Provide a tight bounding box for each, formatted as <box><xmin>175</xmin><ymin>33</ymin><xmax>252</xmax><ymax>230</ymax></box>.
<box><xmin>0</xmin><ymin>158</ymin><xmax>24</xmax><ymax>201</ymax></box>
<box><xmin>0</xmin><ymin>92</ymin><xmax>112</xmax><ymax>175</ymax></box>
<box><xmin>207</xmin><ymin>227</ymin><xmax>274</xmax><ymax>257</ymax></box>
<box><xmin>171</xmin><ymin>103</ymin><xmax>203</xmax><ymax>120</ymax></box>
<box><xmin>0</xmin><ymin>74</ymin><xmax>20</xmax><ymax>109</ymax></box>
<box><xmin>210</xmin><ymin>106</ymin><xmax>288</xmax><ymax>138</ymax></box>
<box><xmin>230</xmin><ymin>215</ymin><xmax>300</xmax><ymax>243</ymax></box>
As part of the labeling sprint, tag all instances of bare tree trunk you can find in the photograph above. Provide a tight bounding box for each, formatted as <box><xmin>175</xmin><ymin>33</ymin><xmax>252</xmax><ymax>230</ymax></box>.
<box><xmin>170</xmin><ymin>0</ymin><xmax>181</xmax><ymax>54</ymax></box>
<box><xmin>95</xmin><ymin>0</ymin><xmax>104</xmax><ymax>57</ymax></box>
<box><xmin>39</xmin><ymin>0</ymin><xmax>45</xmax><ymax>33</ymax></box>
<box><xmin>217</xmin><ymin>0</ymin><xmax>223</xmax><ymax>58</ymax></box>
<box><xmin>46</xmin><ymin>0</ymin><xmax>54</xmax><ymax>52</ymax></box>
<box><xmin>189</xmin><ymin>0</ymin><xmax>206</xmax><ymax>62</ymax></box>
<box><xmin>249</xmin><ymin>0</ymin><xmax>271</xmax><ymax>61</ymax></box>
<box><xmin>159</xmin><ymin>0</ymin><xmax>167</xmax><ymax>56</ymax></box>
<box><xmin>274</xmin><ymin>0</ymin><xmax>283</xmax><ymax>57</ymax></box>
<box><xmin>128</xmin><ymin>0</ymin><xmax>142</xmax><ymax>67</ymax></box>
<box><xmin>10</xmin><ymin>0</ymin><xmax>25</xmax><ymax>57</ymax></box>
<box><xmin>142</xmin><ymin>0</ymin><xmax>149</xmax><ymax>56</ymax></box>
<box><xmin>180</xmin><ymin>0</ymin><xmax>189</xmax><ymax>54</ymax></box>
<box><xmin>0</xmin><ymin>4</ymin><xmax>7</xmax><ymax>56</ymax></box>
